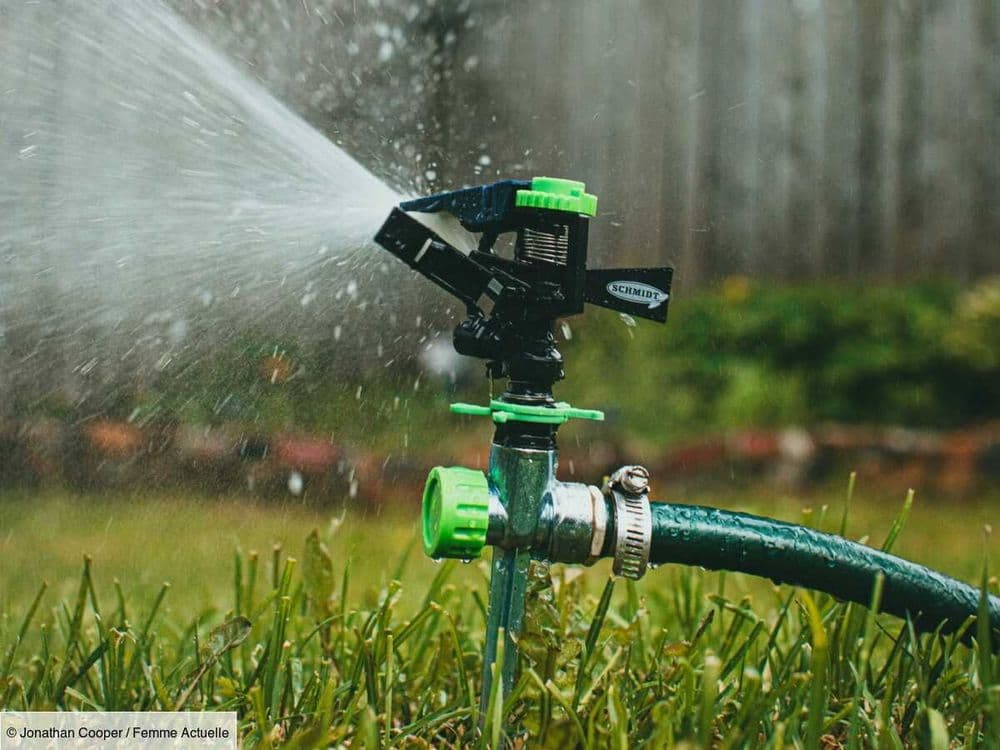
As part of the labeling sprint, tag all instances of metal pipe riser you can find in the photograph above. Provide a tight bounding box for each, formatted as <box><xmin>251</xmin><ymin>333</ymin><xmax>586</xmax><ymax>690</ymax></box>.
<box><xmin>480</xmin><ymin>443</ymin><xmax>557</xmax><ymax>713</ymax></box>
<box><xmin>478</xmin><ymin>448</ymin><xmax>638</xmax><ymax>709</ymax></box>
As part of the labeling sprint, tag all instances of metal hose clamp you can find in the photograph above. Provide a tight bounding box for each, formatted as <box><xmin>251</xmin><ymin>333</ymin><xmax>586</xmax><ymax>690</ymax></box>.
<box><xmin>607</xmin><ymin>466</ymin><xmax>653</xmax><ymax>579</ymax></box>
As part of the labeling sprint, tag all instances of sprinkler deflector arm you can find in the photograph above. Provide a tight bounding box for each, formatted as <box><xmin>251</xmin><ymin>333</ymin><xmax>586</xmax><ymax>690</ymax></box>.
<box><xmin>648</xmin><ymin>502</ymin><xmax>1000</xmax><ymax>644</ymax></box>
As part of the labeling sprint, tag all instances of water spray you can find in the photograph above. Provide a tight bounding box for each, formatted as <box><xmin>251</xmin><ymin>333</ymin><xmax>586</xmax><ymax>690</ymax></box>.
<box><xmin>375</xmin><ymin>177</ymin><xmax>1000</xmax><ymax>723</ymax></box>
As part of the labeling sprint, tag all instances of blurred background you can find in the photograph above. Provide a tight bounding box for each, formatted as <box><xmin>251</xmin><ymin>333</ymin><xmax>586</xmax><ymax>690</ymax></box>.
<box><xmin>0</xmin><ymin>0</ymin><xmax>997</xmax><ymax>557</ymax></box>
<box><xmin>168</xmin><ymin>0</ymin><xmax>1000</xmax><ymax>279</ymax></box>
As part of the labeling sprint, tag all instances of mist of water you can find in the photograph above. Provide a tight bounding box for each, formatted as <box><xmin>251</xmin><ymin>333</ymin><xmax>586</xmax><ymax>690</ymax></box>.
<box><xmin>0</xmin><ymin>0</ymin><xmax>412</xmax><ymax>414</ymax></box>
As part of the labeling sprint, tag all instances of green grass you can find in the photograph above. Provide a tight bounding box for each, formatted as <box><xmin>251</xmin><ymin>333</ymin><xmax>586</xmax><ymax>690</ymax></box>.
<box><xmin>1</xmin><ymin>484</ymin><xmax>998</xmax><ymax>747</ymax></box>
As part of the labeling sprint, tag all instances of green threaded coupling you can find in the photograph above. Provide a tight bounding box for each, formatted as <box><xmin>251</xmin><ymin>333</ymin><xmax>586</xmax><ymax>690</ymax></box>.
<box><xmin>515</xmin><ymin>176</ymin><xmax>598</xmax><ymax>217</ymax></box>
<box><xmin>422</xmin><ymin>466</ymin><xmax>491</xmax><ymax>559</ymax></box>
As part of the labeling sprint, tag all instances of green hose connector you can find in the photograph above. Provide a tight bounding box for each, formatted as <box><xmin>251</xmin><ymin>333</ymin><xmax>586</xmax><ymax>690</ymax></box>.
<box><xmin>422</xmin><ymin>466</ymin><xmax>491</xmax><ymax>559</ymax></box>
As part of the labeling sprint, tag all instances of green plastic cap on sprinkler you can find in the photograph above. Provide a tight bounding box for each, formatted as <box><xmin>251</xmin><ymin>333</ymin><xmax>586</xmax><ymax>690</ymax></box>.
<box><xmin>422</xmin><ymin>466</ymin><xmax>491</xmax><ymax>559</ymax></box>
<box><xmin>515</xmin><ymin>176</ymin><xmax>598</xmax><ymax>217</ymax></box>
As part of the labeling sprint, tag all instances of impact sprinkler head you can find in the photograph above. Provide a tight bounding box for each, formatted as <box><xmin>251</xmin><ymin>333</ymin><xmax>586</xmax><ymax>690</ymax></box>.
<box><xmin>375</xmin><ymin>177</ymin><xmax>673</xmax><ymax>719</ymax></box>
<box><xmin>375</xmin><ymin>177</ymin><xmax>672</xmax><ymax>396</ymax></box>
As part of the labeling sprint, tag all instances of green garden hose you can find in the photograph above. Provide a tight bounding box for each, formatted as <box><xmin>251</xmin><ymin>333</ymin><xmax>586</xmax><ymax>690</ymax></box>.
<box><xmin>649</xmin><ymin>503</ymin><xmax>1000</xmax><ymax>644</ymax></box>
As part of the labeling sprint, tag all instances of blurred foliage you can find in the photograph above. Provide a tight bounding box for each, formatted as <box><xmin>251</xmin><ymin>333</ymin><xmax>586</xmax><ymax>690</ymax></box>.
<box><xmin>947</xmin><ymin>276</ymin><xmax>1000</xmax><ymax>371</ymax></box>
<box><xmin>558</xmin><ymin>278</ymin><xmax>1000</xmax><ymax>448</ymax></box>
<box><xmin>24</xmin><ymin>280</ymin><xmax>998</xmax><ymax>455</ymax></box>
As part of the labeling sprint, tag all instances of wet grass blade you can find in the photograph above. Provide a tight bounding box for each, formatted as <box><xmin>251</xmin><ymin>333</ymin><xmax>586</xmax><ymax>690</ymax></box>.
<box><xmin>574</xmin><ymin>576</ymin><xmax>615</xmax><ymax>709</ymax></box>
<box><xmin>801</xmin><ymin>591</ymin><xmax>829</xmax><ymax>749</ymax></box>
<box><xmin>839</xmin><ymin>471</ymin><xmax>856</xmax><ymax>537</ymax></box>
<box><xmin>881</xmin><ymin>489</ymin><xmax>914</xmax><ymax>553</ymax></box>
<box><xmin>175</xmin><ymin>616</ymin><xmax>251</xmax><ymax>709</ymax></box>
<box><xmin>1</xmin><ymin>582</ymin><xmax>47</xmax><ymax>682</ymax></box>
<box><xmin>480</xmin><ymin>628</ymin><xmax>505</xmax><ymax>750</ymax></box>
<box><xmin>977</xmin><ymin>529</ymin><xmax>998</xmax><ymax>747</ymax></box>
<box><xmin>699</xmin><ymin>651</ymin><xmax>721</xmax><ymax>746</ymax></box>
<box><xmin>848</xmin><ymin>572</ymin><xmax>885</xmax><ymax>749</ymax></box>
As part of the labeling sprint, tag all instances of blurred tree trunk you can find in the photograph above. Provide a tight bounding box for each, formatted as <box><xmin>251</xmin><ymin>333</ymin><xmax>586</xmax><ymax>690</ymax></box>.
<box><xmin>744</xmin><ymin>0</ymin><xmax>766</xmax><ymax>279</ymax></box>
<box><xmin>894</xmin><ymin>0</ymin><xmax>926</xmax><ymax>275</ymax></box>
<box><xmin>658</xmin><ymin>2</ymin><xmax>701</xmax><ymax>283</ymax></box>
<box><xmin>786</xmin><ymin>0</ymin><xmax>826</xmax><ymax>279</ymax></box>
<box><xmin>683</xmin><ymin>0</ymin><xmax>725</xmax><ymax>285</ymax></box>
<box><xmin>423</xmin><ymin>3</ymin><xmax>463</xmax><ymax>186</ymax></box>
<box><xmin>820</xmin><ymin>2</ymin><xmax>860</xmax><ymax>278</ymax></box>
<box><xmin>857</xmin><ymin>0</ymin><xmax>886</xmax><ymax>277</ymax></box>
<box><xmin>716</xmin><ymin>0</ymin><xmax>760</xmax><ymax>279</ymax></box>
<box><xmin>971</xmin><ymin>0</ymin><xmax>999</xmax><ymax>275</ymax></box>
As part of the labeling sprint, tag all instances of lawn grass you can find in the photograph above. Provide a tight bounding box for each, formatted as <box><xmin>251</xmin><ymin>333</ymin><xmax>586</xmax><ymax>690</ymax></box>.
<box><xmin>0</xmin><ymin>482</ymin><xmax>997</xmax><ymax>747</ymax></box>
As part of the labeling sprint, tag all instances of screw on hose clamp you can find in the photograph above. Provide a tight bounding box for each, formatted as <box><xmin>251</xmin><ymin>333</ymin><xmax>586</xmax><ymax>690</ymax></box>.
<box><xmin>607</xmin><ymin>465</ymin><xmax>653</xmax><ymax>579</ymax></box>
<box><xmin>609</xmin><ymin>465</ymin><xmax>650</xmax><ymax>495</ymax></box>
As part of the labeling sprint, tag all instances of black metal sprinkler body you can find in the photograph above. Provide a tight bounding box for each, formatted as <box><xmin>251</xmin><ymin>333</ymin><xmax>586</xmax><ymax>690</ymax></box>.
<box><xmin>374</xmin><ymin>176</ymin><xmax>1000</xmax><ymax>729</ymax></box>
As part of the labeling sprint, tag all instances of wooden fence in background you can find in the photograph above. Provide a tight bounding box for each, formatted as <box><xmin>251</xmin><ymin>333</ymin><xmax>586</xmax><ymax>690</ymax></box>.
<box><xmin>434</xmin><ymin>0</ymin><xmax>999</xmax><ymax>285</ymax></box>
<box><xmin>8</xmin><ymin>0</ymin><xmax>999</xmax><ymax>287</ymax></box>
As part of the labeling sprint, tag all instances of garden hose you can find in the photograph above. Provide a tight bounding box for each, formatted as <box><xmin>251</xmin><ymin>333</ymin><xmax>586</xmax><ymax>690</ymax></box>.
<box><xmin>648</xmin><ymin>502</ymin><xmax>1000</xmax><ymax>645</ymax></box>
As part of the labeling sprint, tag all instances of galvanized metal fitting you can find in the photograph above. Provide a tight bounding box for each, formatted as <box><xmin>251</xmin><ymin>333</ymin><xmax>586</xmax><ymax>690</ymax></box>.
<box><xmin>607</xmin><ymin>465</ymin><xmax>653</xmax><ymax>579</ymax></box>
<box><xmin>546</xmin><ymin>482</ymin><xmax>608</xmax><ymax>564</ymax></box>
<box><xmin>588</xmin><ymin>485</ymin><xmax>609</xmax><ymax>562</ymax></box>
<box><xmin>476</xmin><ymin>446</ymin><xmax>605</xmax><ymax>566</ymax></box>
